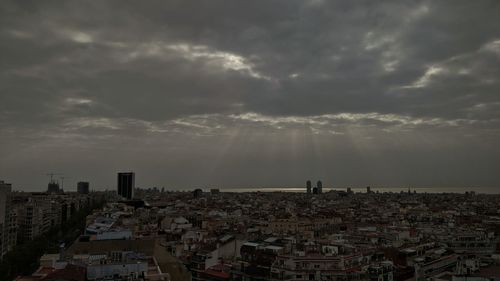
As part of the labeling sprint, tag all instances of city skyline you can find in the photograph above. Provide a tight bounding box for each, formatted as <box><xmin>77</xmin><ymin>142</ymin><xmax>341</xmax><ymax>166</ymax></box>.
<box><xmin>1</xmin><ymin>0</ymin><xmax>500</xmax><ymax>190</ymax></box>
<box><xmin>4</xmin><ymin>174</ymin><xmax>500</xmax><ymax>195</ymax></box>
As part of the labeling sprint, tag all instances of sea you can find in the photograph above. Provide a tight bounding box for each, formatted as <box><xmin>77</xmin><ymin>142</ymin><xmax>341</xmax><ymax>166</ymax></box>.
<box><xmin>218</xmin><ymin>186</ymin><xmax>500</xmax><ymax>194</ymax></box>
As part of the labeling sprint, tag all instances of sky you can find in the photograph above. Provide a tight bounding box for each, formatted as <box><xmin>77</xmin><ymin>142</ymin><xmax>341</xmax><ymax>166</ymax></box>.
<box><xmin>1</xmin><ymin>0</ymin><xmax>500</xmax><ymax>191</ymax></box>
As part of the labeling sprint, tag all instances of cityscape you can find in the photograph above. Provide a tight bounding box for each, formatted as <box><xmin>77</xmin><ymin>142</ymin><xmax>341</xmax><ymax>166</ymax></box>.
<box><xmin>1</xmin><ymin>175</ymin><xmax>499</xmax><ymax>280</ymax></box>
<box><xmin>1</xmin><ymin>0</ymin><xmax>500</xmax><ymax>280</ymax></box>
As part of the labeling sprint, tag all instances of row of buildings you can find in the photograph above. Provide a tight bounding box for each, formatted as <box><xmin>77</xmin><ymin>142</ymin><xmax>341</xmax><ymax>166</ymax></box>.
<box><xmin>11</xmin><ymin>173</ymin><xmax>500</xmax><ymax>281</ymax></box>
<box><xmin>0</xmin><ymin>179</ymin><xmax>97</xmax><ymax>261</ymax></box>
<box><xmin>2</xmin><ymin>171</ymin><xmax>135</xmax><ymax>262</ymax></box>
<box><xmin>136</xmin><ymin>187</ymin><xmax>500</xmax><ymax>280</ymax></box>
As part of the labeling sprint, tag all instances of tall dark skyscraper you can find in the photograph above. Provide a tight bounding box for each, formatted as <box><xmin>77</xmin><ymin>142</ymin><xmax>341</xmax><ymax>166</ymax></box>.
<box><xmin>306</xmin><ymin>180</ymin><xmax>312</xmax><ymax>194</ymax></box>
<box><xmin>77</xmin><ymin>182</ymin><xmax>90</xmax><ymax>194</ymax></box>
<box><xmin>317</xmin><ymin>180</ymin><xmax>323</xmax><ymax>194</ymax></box>
<box><xmin>117</xmin><ymin>172</ymin><xmax>135</xmax><ymax>200</ymax></box>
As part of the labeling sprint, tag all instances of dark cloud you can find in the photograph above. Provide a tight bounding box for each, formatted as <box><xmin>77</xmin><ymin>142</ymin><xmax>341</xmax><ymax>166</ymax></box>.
<box><xmin>1</xmin><ymin>0</ymin><xmax>499</xmax><ymax>190</ymax></box>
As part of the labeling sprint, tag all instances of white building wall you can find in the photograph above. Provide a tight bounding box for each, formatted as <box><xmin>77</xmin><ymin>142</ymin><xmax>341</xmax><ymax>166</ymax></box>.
<box><xmin>87</xmin><ymin>262</ymin><xmax>148</xmax><ymax>280</ymax></box>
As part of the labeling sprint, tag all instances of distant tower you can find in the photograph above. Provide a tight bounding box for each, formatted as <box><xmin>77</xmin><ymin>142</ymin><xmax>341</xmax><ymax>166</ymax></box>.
<box><xmin>366</xmin><ymin>186</ymin><xmax>371</xmax><ymax>193</ymax></box>
<box><xmin>306</xmin><ymin>180</ymin><xmax>312</xmax><ymax>194</ymax></box>
<box><xmin>317</xmin><ymin>180</ymin><xmax>323</xmax><ymax>194</ymax></box>
<box><xmin>77</xmin><ymin>182</ymin><xmax>90</xmax><ymax>194</ymax></box>
<box><xmin>117</xmin><ymin>172</ymin><xmax>135</xmax><ymax>200</ymax></box>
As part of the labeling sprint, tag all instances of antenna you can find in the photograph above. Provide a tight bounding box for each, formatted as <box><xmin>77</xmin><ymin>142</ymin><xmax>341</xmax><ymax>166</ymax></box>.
<box><xmin>46</xmin><ymin>172</ymin><xmax>63</xmax><ymax>183</ymax></box>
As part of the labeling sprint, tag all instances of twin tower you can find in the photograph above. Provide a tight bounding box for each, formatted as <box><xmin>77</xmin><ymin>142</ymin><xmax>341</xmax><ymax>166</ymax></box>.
<box><xmin>306</xmin><ymin>180</ymin><xmax>322</xmax><ymax>194</ymax></box>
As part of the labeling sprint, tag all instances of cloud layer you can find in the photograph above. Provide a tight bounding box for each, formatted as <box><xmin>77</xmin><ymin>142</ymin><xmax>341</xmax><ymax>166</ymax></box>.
<box><xmin>1</xmin><ymin>0</ymin><xmax>499</xmax><ymax>190</ymax></box>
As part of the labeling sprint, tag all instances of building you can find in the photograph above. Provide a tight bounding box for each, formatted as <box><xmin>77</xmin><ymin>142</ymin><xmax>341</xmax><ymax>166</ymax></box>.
<box><xmin>15</xmin><ymin>199</ymin><xmax>46</xmax><ymax>242</ymax></box>
<box><xmin>77</xmin><ymin>182</ymin><xmax>90</xmax><ymax>194</ymax></box>
<box><xmin>317</xmin><ymin>180</ymin><xmax>323</xmax><ymax>194</ymax></box>
<box><xmin>17</xmin><ymin>251</ymin><xmax>169</xmax><ymax>281</ymax></box>
<box><xmin>447</xmin><ymin>233</ymin><xmax>497</xmax><ymax>255</ymax></box>
<box><xmin>117</xmin><ymin>172</ymin><xmax>135</xmax><ymax>200</ymax></box>
<box><xmin>270</xmin><ymin>251</ymin><xmax>370</xmax><ymax>280</ymax></box>
<box><xmin>193</xmin><ymin>189</ymin><xmax>203</xmax><ymax>198</ymax></box>
<box><xmin>368</xmin><ymin>261</ymin><xmax>394</xmax><ymax>281</ymax></box>
<box><xmin>16</xmin><ymin>262</ymin><xmax>86</xmax><ymax>281</ymax></box>
<box><xmin>47</xmin><ymin>181</ymin><xmax>60</xmax><ymax>194</ymax></box>
<box><xmin>306</xmin><ymin>180</ymin><xmax>312</xmax><ymax>194</ymax></box>
<box><xmin>85</xmin><ymin>251</ymin><xmax>162</xmax><ymax>280</ymax></box>
<box><xmin>0</xmin><ymin>180</ymin><xmax>13</xmax><ymax>260</ymax></box>
<box><xmin>12</xmin><ymin>192</ymin><xmax>89</xmax><ymax>243</ymax></box>
<box><xmin>6</xmin><ymin>207</ymin><xmax>17</xmax><ymax>256</ymax></box>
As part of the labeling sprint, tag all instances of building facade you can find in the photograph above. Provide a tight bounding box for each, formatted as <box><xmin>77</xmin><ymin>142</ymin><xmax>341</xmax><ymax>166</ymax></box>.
<box><xmin>117</xmin><ymin>172</ymin><xmax>135</xmax><ymax>200</ymax></box>
<box><xmin>77</xmin><ymin>182</ymin><xmax>90</xmax><ymax>194</ymax></box>
<box><xmin>0</xmin><ymin>180</ymin><xmax>14</xmax><ymax>260</ymax></box>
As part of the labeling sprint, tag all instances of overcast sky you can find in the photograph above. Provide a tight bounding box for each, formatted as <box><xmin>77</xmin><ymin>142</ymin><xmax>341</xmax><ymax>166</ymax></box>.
<box><xmin>1</xmin><ymin>0</ymin><xmax>500</xmax><ymax>191</ymax></box>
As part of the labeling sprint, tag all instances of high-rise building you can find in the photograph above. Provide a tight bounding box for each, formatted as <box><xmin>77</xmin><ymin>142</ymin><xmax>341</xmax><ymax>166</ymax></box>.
<box><xmin>47</xmin><ymin>180</ymin><xmax>60</xmax><ymax>194</ymax></box>
<box><xmin>117</xmin><ymin>172</ymin><xmax>135</xmax><ymax>200</ymax></box>
<box><xmin>367</xmin><ymin>186</ymin><xmax>371</xmax><ymax>193</ymax></box>
<box><xmin>317</xmin><ymin>180</ymin><xmax>323</xmax><ymax>194</ymax></box>
<box><xmin>77</xmin><ymin>182</ymin><xmax>90</xmax><ymax>194</ymax></box>
<box><xmin>306</xmin><ymin>180</ymin><xmax>312</xmax><ymax>194</ymax></box>
<box><xmin>0</xmin><ymin>180</ymin><xmax>12</xmax><ymax>260</ymax></box>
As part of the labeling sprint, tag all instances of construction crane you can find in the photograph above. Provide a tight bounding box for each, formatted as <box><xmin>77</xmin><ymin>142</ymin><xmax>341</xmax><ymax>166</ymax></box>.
<box><xmin>59</xmin><ymin>176</ymin><xmax>70</xmax><ymax>191</ymax></box>
<box><xmin>46</xmin><ymin>172</ymin><xmax>62</xmax><ymax>183</ymax></box>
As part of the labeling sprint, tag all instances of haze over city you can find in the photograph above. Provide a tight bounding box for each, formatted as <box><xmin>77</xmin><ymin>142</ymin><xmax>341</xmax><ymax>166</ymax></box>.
<box><xmin>1</xmin><ymin>0</ymin><xmax>500</xmax><ymax>191</ymax></box>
